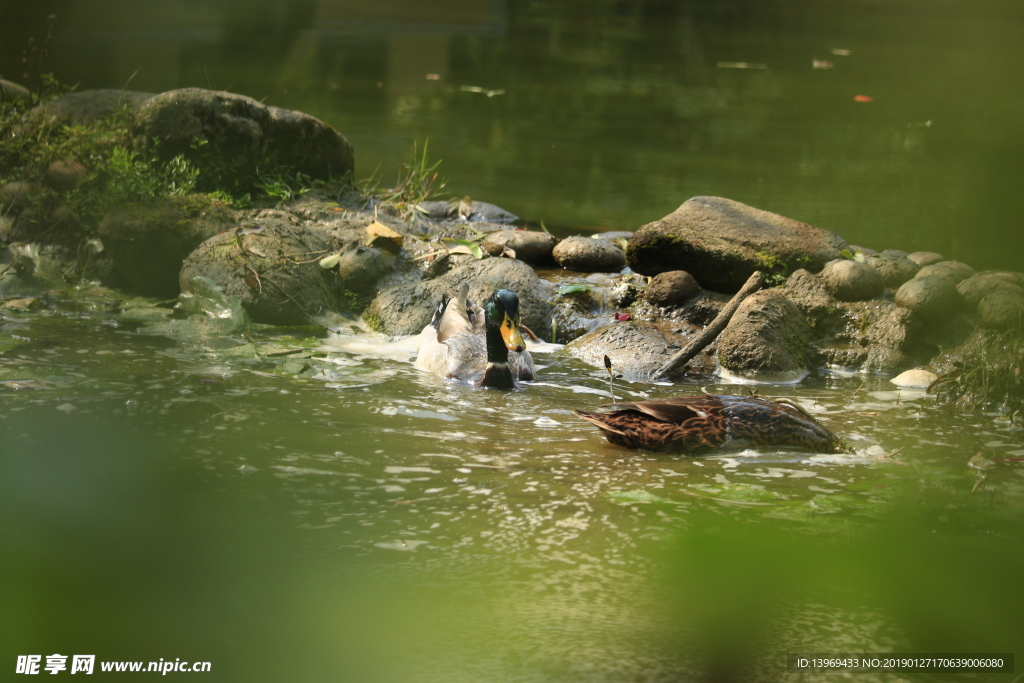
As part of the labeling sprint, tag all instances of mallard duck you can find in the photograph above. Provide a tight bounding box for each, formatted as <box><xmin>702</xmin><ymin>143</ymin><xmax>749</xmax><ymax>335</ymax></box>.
<box><xmin>414</xmin><ymin>285</ymin><xmax>536</xmax><ymax>388</ymax></box>
<box><xmin>573</xmin><ymin>394</ymin><xmax>844</xmax><ymax>454</ymax></box>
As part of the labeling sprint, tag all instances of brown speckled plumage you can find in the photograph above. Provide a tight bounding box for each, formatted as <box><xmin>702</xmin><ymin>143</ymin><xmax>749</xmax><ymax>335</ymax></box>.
<box><xmin>573</xmin><ymin>394</ymin><xmax>844</xmax><ymax>455</ymax></box>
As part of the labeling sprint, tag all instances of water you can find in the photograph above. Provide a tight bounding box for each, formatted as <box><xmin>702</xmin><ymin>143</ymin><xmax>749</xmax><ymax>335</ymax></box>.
<box><xmin>3</xmin><ymin>1</ymin><xmax>1024</xmax><ymax>680</ymax></box>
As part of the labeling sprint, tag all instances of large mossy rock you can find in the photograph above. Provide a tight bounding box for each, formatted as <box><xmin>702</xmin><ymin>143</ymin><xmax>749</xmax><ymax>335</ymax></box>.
<box><xmin>131</xmin><ymin>89</ymin><xmax>354</xmax><ymax>191</ymax></box>
<box><xmin>363</xmin><ymin>258</ymin><xmax>553</xmax><ymax>336</ymax></box>
<box><xmin>21</xmin><ymin>89</ymin><xmax>155</xmax><ymax>130</ymax></box>
<box><xmin>716</xmin><ymin>289</ymin><xmax>816</xmax><ymax>379</ymax></box>
<box><xmin>98</xmin><ymin>195</ymin><xmax>236</xmax><ymax>298</ymax></box>
<box><xmin>179</xmin><ymin>211</ymin><xmax>343</xmax><ymax>326</ymax></box>
<box><xmin>626</xmin><ymin>197</ymin><xmax>847</xmax><ymax>292</ymax></box>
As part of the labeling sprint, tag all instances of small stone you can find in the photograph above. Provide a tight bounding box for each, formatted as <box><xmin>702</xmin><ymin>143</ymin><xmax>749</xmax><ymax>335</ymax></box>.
<box><xmin>643</xmin><ymin>270</ymin><xmax>700</xmax><ymax>307</ymax></box>
<box><xmin>0</xmin><ymin>181</ymin><xmax>33</xmax><ymax>207</ymax></box>
<box><xmin>0</xmin><ymin>79</ymin><xmax>31</xmax><ymax>102</ymax></box>
<box><xmin>847</xmin><ymin>244</ymin><xmax>878</xmax><ymax>257</ymax></box>
<box><xmin>916</xmin><ymin>260</ymin><xmax>975</xmax><ymax>284</ymax></box>
<box><xmin>552</xmin><ymin>236</ymin><xmax>626</xmax><ymax>272</ymax></box>
<box><xmin>866</xmin><ymin>253</ymin><xmax>919</xmax><ymax>288</ymax></box>
<box><xmin>895</xmin><ymin>275</ymin><xmax>962</xmax><ymax>321</ymax></box>
<box><xmin>337</xmin><ymin>246</ymin><xmax>393</xmax><ymax>291</ymax></box>
<box><xmin>44</xmin><ymin>160</ymin><xmax>87</xmax><ymax>191</ymax></box>
<box><xmin>480</xmin><ymin>230</ymin><xmax>556</xmax><ymax>264</ymax></box>
<box><xmin>906</xmin><ymin>251</ymin><xmax>944</xmax><ymax>267</ymax></box>
<box><xmin>977</xmin><ymin>290</ymin><xmax>1024</xmax><ymax>331</ymax></box>
<box><xmin>819</xmin><ymin>259</ymin><xmax>883</xmax><ymax>301</ymax></box>
<box><xmin>957</xmin><ymin>273</ymin><xmax>1024</xmax><ymax>310</ymax></box>
<box><xmin>890</xmin><ymin>368</ymin><xmax>937</xmax><ymax>388</ymax></box>
<box><xmin>880</xmin><ymin>248</ymin><xmax>909</xmax><ymax>259</ymax></box>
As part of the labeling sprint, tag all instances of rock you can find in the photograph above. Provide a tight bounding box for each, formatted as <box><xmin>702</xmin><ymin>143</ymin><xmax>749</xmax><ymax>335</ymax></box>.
<box><xmin>364</xmin><ymin>257</ymin><xmax>553</xmax><ymax>336</ymax></box>
<box><xmin>916</xmin><ymin>260</ymin><xmax>975</xmax><ymax>284</ymax></box>
<box><xmin>880</xmin><ymin>248</ymin><xmax>908</xmax><ymax>259</ymax></box>
<box><xmin>819</xmin><ymin>259</ymin><xmax>884</xmax><ymax>301</ymax></box>
<box><xmin>957</xmin><ymin>273</ymin><xmax>1024</xmax><ymax>310</ymax></box>
<box><xmin>0</xmin><ymin>181</ymin><xmax>34</xmax><ymax>208</ymax></box>
<box><xmin>564</xmin><ymin>320</ymin><xmax>712</xmax><ymax>381</ymax></box>
<box><xmin>98</xmin><ymin>195</ymin><xmax>236</xmax><ymax>298</ymax></box>
<box><xmin>866</xmin><ymin>253</ymin><xmax>919</xmax><ymax>288</ymax></box>
<box><xmin>848</xmin><ymin>245</ymin><xmax>878</xmax><ymax>257</ymax></box>
<box><xmin>553</xmin><ymin>236</ymin><xmax>626</xmax><ymax>272</ymax></box>
<box><xmin>415</xmin><ymin>199</ymin><xmax>517</xmax><ymax>223</ymax></box>
<box><xmin>782</xmin><ymin>269</ymin><xmax>841</xmax><ymax>331</ymax></box>
<box><xmin>973</xmin><ymin>270</ymin><xmax>1024</xmax><ymax>289</ymax></box>
<box><xmin>643</xmin><ymin>270</ymin><xmax>700</xmax><ymax>307</ymax></box>
<box><xmin>626</xmin><ymin>196</ymin><xmax>847</xmax><ymax>292</ymax></box>
<box><xmin>131</xmin><ymin>88</ymin><xmax>354</xmax><ymax>192</ymax></box>
<box><xmin>890</xmin><ymin>368</ymin><xmax>937</xmax><ymax>388</ymax></box>
<box><xmin>21</xmin><ymin>90</ymin><xmax>154</xmax><ymax>129</ymax></box>
<box><xmin>590</xmin><ymin>231</ymin><xmax>633</xmax><ymax>241</ymax></box>
<box><xmin>895</xmin><ymin>275</ymin><xmax>962</xmax><ymax>321</ymax></box>
<box><xmin>825</xmin><ymin>300</ymin><xmax>921</xmax><ymax>374</ymax></box>
<box><xmin>480</xmin><ymin>230</ymin><xmax>556</xmax><ymax>264</ymax></box>
<box><xmin>0</xmin><ymin>79</ymin><xmax>31</xmax><ymax>102</ymax></box>
<box><xmin>907</xmin><ymin>251</ymin><xmax>945</xmax><ymax>267</ymax></box>
<box><xmin>180</xmin><ymin>213</ymin><xmax>343</xmax><ymax>326</ymax></box>
<box><xmin>717</xmin><ymin>289</ymin><xmax>815</xmax><ymax>380</ymax></box>
<box><xmin>336</xmin><ymin>246</ymin><xmax>394</xmax><ymax>292</ymax></box>
<box><xmin>43</xmin><ymin>160</ymin><xmax>88</xmax><ymax>192</ymax></box>
<box><xmin>977</xmin><ymin>290</ymin><xmax>1024</xmax><ymax>331</ymax></box>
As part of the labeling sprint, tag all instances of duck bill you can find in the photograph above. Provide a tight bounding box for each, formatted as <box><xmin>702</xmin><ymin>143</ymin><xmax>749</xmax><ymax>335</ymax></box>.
<box><xmin>500</xmin><ymin>315</ymin><xmax>526</xmax><ymax>352</ymax></box>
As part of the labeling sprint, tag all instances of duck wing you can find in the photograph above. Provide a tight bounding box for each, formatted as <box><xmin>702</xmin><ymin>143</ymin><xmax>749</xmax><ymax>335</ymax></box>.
<box><xmin>436</xmin><ymin>284</ymin><xmax>475</xmax><ymax>342</ymax></box>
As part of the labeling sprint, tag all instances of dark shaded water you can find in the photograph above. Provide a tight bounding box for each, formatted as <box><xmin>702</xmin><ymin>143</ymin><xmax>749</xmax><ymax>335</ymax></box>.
<box><xmin>3</xmin><ymin>1</ymin><xmax>1024</xmax><ymax>681</ymax></box>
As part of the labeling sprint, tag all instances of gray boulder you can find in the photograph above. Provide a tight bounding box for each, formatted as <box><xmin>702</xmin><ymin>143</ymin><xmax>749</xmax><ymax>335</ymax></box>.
<box><xmin>131</xmin><ymin>88</ymin><xmax>354</xmax><ymax>191</ymax></box>
<box><xmin>480</xmin><ymin>230</ymin><xmax>556</xmax><ymax>264</ymax></box>
<box><xmin>957</xmin><ymin>273</ymin><xmax>1024</xmax><ymax>310</ymax></box>
<box><xmin>866</xmin><ymin>253</ymin><xmax>919</xmax><ymax>288</ymax></box>
<box><xmin>895</xmin><ymin>275</ymin><xmax>962</xmax><ymax>321</ymax></box>
<box><xmin>819</xmin><ymin>259</ymin><xmax>883</xmax><ymax>301</ymax></box>
<box><xmin>977</xmin><ymin>291</ymin><xmax>1024</xmax><ymax>331</ymax></box>
<box><xmin>916</xmin><ymin>260</ymin><xmax>975</xmax><ymax>284</ymax></box>
<box><xmin>782</xmin><ymin>269</ymin><xmax>841</xmax><ymax>331</ymax></box>
<box><xmin>823</xmin><ymin>300</ymin><xmax>920</xmax><ymax>374</ymax></box>
<box><xmin>20</xmin><ymin>89</ymin><xmax>154</xmax><ymax>129</ymax></box>
<box><xmin>643</xmin><ymin>270</ymin><xmax>701</xmax><ymax>307</ymax></box>
<box><xmin>626</xmin><ymin>196</ymin><xmax>847</xmax><ymax>292</ymax></box>
<box><xmin>99</xmin><ymin>195</ymin><xmax>236</xmax><ymax>298</ymax></box>
<box><xmin>0</xmin><ymin>79</ymin><xmax>31</xmax><ymax>102</ymax></box>
<box><xmin>553</xmin><ymin>236</ymin><xmax>626</xmax><ymax>272</ymax></box>
<box><xmin>364</xmin><ymin>257</ymin><xmax>553</xmax><ymax>336</ymax></box>
<box><xmin>717</xmin><ymin>289</ymin><xmax>815</xmax><ymax>379</ymax></box>
<box><xmin>564</xmin><ymin>320</ymin><xmax>714</xmax><ymax>381</ymax></box>
<box><xmin>180</xmin><ymin>212</ymin><xmax>342</xmax><ymax>326</ymax></box>
<box><xmin>907</xmin><ymin>251</ymin><xmax>945</xmax><ymax>267</ymax></box>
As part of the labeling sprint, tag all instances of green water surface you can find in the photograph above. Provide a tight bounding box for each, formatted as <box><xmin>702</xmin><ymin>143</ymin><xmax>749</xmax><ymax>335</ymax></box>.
<box><xmin>2</xmin><ymin>1</ymin><xmax>1024</xmax><ymax>680</ymax></box>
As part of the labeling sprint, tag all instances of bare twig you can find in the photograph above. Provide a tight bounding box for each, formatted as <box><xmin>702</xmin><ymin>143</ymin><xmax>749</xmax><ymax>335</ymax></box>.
<box><xmin>651</xmin><ymin>271</ymin><xmax>765</xmax><ymax>380</ymax></box>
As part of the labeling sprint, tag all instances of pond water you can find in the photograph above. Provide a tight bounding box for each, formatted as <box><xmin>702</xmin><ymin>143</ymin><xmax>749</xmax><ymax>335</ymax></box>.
<box><xmin>3</xmin><ymin>1</ymin><xmax>1024</xmax><ymax>681</ymax></box>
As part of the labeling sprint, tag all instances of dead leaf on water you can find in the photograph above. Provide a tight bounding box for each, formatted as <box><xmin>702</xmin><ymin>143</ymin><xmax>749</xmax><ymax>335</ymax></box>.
<box><xmin>717</xmin><ymin>61</ymin><xmax>768</xmax><ymax>70</ymax></box>
<box><xmin>812</xmin><ymin>59</ymin><xmax>834</xmax><ymax>69</ymax></box>
<box><xmin>831</xmin><ymin>48</ymin><xmax>851</xmax><ymax>56</ymax></box>
<box><xmin>1</xmin><ymin>297</ymin><xmax>37</xmax><ymax>310</ymax></box>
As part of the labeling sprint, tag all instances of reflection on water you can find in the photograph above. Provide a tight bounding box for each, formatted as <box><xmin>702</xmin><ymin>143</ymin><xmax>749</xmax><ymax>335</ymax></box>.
<box><xmin>3</xmin><ymin>288</ymin><xmax>1024</xmax><ymax>679</ymax></box>
<box><xmin>3</xmin><ymin>0</ymin><xmax>1024</xmax><ymax>268</ymax></box>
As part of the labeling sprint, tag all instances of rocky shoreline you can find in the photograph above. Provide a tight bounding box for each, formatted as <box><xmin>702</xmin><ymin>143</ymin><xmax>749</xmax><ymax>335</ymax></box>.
<box><xmin>2</xmin><ymin>85</ymin><xmax>1022</xmax><ymax>410</ymax></box>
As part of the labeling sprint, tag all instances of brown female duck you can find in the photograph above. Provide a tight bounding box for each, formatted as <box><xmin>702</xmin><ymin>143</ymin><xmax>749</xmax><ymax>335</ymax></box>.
<box><xmin>573</xmin><ymin>394</ymin><xmax>844</xmax><ymax>454</ymax></box>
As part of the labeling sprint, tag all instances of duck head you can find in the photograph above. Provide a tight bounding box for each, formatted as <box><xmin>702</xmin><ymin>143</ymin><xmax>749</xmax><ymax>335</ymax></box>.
<box><xmin>481</xmin><ymin>289</ymin><xmax>526</xmax><ymax>388</ymax></box>
<box><xmin>486</xmin><ymin>288</ymin><xmax>526</xmax><ymax>353</ymax></box>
